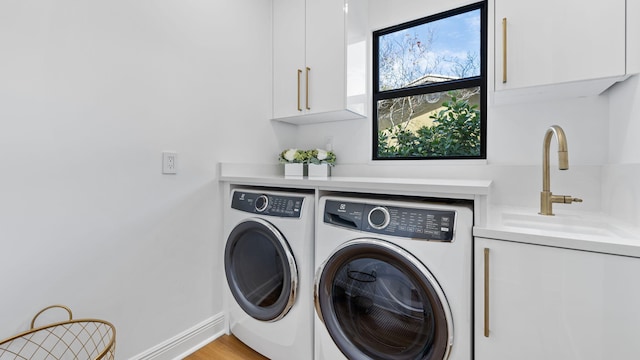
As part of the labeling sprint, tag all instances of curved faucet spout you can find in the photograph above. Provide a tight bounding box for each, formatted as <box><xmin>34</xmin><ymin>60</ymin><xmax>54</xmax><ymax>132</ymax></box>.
<box><xmin>542</xmin><ymin>125</ymin><xmax>568</xmax><ymax>192</ymax></box>
<box><xmin>540</xmin><ymin>125</ymin><xmax>582</xmax><ymax>215</ymax></box>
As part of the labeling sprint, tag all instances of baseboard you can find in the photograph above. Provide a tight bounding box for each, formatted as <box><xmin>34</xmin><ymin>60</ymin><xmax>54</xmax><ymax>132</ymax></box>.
<box><xmin>130</xmin><ymin>313</ymin><xmax>226</xmax><ymax>360</ymax></box>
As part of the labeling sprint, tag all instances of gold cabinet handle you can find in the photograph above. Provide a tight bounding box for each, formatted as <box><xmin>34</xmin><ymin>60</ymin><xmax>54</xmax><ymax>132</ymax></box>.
<box><xmin>297</xmin><ymin>69</ymin><xmax>302</xmax><ymax>111</ymax></box>
<box><xmin>305</xmin><ymin>67</ymin><xmax>311</xmax><ymax>110</ymax></box>
<box><xmin>484</xmin><ymin>247</ymin><xmax>490</xmax><ymax>337</ymax></box>
<box><xmin>502</xmin><ymin>18</ymin><xmax>507</xmax><ymax>83</ymax></box>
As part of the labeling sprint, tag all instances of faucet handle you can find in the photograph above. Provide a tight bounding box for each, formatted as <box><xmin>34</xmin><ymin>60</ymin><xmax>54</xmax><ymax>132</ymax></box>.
<box><xmin>551</xmin><ymin>195</ymin><xmax>583</xmax><ymax>204</ymax></box>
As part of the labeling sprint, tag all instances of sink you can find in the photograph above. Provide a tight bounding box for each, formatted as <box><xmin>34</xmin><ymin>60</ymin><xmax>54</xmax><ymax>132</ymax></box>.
<box><xmin>500</xmin><ymin>211</ymin><xmax>632</xmax><ymax>239</ymax></box>
<box><xmin>475</xmin><ymin>207</ymin><xmax>640</xmax><ymax>258</ymax></box>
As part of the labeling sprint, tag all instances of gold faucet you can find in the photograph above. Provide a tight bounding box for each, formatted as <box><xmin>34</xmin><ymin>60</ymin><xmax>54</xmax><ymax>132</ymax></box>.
<box><xmin>540</xmin><ymin>125</ymin><xmax>583</xmax><ymax>215</ymax></box>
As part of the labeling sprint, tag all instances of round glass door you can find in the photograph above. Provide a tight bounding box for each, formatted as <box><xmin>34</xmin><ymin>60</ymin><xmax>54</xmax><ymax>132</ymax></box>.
<box><xmin>315</xmin><ymin>238</ymin><xmax>453</xmax><ymax>360</ymax></box>
<box><xmin>225</xmin><ymin>218</ymin><xmax>298</xmax><ymax>322</ymax></box>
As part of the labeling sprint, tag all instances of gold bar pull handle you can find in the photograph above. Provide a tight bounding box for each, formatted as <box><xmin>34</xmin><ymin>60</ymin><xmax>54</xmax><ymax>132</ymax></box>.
<box><xmin>484</xmin><ymin>247</ymin><xmax>490</xmax><ymax>337</ymax></box>
<box><xmin>297</xmin><ymin>69</ymin><xmax>302</xmax><ymax>111</ymax></box>
<box><xmin>305</xmin><ymin>67</ymin><xmax>311</xmax><ymax>110</ymax></box>
<box><xmin>502</xmin><ymin>17</ymin><xmax>507</xmax><ymax>83</ymax></box>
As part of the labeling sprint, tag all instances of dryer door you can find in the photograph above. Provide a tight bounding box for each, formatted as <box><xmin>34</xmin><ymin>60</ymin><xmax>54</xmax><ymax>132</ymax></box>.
<box><xmin>315</xmin><ymin>238</ymin><xmax>453</xmax><ymax>360</ymax></box>
<box><xmin>225</xmin><ymin>218</ymin><xmax>298</xmax><ymax>322</ymax></box>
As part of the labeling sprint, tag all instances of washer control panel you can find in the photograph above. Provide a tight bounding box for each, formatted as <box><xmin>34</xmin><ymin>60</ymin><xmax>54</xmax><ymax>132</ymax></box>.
<box><xmin>232</xmin><ymin>191</ymin><xmax>304</xmax><ymax>218</ymax></box>
<box><xmin>324</xmin><ymin>200</ymin><xmax>456</xmax><ymax>241</ymax></box>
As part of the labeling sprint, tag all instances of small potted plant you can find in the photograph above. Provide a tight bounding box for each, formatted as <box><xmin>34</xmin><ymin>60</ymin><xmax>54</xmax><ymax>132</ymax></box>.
<box><xmin>279</xmin><ymin>149</ymin><xmax>308</xmax><ymax>179</ymax></box>
<box><xmin>308</xmin><ymin>149</ymin><xmax>336</xmax><ymax>179</ymax></box>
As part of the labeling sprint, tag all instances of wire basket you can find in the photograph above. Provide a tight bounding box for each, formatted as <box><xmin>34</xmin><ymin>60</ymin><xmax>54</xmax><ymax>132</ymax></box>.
<box><xmin>0</xmin><ymin>305</ymin><xmax>115</xmax><ymax>360</ymax></box>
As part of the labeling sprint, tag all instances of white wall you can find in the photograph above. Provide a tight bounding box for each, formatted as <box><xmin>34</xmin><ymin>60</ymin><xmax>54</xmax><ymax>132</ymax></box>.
<box><xmin>602</xmin><ymin>75</ymin><xmax>640</xmax><ymax>226</ymax></box>
<box><xmin>0</xmin><ymin>0</ymin><xmax>275</xmax><ymax>358</ymax></box>
<box><xmin>607</xmin><ymin>76</ymin><xmax>640</xmax><ymax>165</ymax></box>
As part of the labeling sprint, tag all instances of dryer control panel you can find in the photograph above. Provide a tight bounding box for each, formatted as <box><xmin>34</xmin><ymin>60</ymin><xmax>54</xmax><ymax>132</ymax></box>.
<box><xmin>324</xmin><ymin>200</ymin><xmax>456</xmax><ymax>241</ymax></box>
<box><xmin>232</xmin><ymin>190</ymin><xmax>304</xmax><ymax>218</ymax></box>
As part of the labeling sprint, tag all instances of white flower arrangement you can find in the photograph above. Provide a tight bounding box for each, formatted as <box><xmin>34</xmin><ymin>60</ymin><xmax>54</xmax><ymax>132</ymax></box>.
<box><xmin>278</xmin><ymin>148</ymin><xmax>308</xmax><ymax>163</ymax></box>
<box><xmin>308</xmin><ymin>149</ymin><xmax>336</xmax><ymax>166</ymax></box>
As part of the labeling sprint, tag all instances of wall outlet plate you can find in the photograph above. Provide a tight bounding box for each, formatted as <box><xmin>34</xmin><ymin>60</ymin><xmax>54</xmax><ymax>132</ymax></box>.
<box><xmin>162</xmin><ymin>152</ymin><xmax>177</xmax><ymax>174</ymax></box>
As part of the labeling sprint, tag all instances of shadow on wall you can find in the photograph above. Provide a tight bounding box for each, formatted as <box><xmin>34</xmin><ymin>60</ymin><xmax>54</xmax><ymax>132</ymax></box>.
<box><xmin>602</xmin><ymin>164</ymin><xmax>640</xmax><ymax>227</ymax></box>
<box><xmin>271</xmin><ymin>121</ymin><xmax>299</xmax><ymax>153</ymax></box>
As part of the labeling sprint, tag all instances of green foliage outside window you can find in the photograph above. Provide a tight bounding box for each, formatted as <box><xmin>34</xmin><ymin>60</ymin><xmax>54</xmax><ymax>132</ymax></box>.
<box><xmin>377</xmin><ymin>94</ymin><xmax>481</xmax><ymax>158</ymax></box>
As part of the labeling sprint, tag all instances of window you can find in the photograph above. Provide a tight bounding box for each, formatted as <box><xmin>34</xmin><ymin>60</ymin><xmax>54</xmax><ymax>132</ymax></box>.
<box><xmin>373</xmin><ymin>2</ymin><xmax>486</xmax><ymax>160</ymax></box>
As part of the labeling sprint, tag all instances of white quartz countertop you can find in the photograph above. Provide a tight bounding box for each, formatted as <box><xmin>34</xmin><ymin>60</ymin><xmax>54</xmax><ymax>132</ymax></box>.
<box><xmin>220</xmin><ymin>173</ymin><xmax>492</xmax><ymax>199</ymax></box>
<box><xmin>474</xmin><ymin>206</ymin><xmax>640</xmax><ymax>258</ymax></box>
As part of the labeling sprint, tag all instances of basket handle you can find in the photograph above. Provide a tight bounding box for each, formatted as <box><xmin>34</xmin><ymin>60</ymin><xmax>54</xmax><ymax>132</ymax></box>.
<box><xmin>30</xmin><ymin>305</ymin><xmax>73</xmax><ymax>329</ymax></box>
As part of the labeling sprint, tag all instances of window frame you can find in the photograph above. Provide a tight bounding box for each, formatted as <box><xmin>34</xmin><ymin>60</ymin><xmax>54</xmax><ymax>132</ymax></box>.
<box><xmin>372</xmin><ymin>1</ymin><xmax>488</xmax><ymax>161</ymax></box>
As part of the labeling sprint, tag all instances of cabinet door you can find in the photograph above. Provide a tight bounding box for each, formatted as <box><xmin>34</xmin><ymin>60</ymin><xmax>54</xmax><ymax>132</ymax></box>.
<box><xmin>629</xmin><ymin>0</ymin><xmax>640</xmax><ymax>75</ymax></box>
<box><xmin>475</xmin><ymin>238</ymin><xmax>640</xmax><ymax>360</ymax></box>
<box><xmin>495</xmin><ymin>0</ymin><xmax>625</xmax><ymax>92</ymax></box>
<box><xmin>273</xmin><ymin>0</ymin><xmax>366</xmax><ymax>123</ymax></box>
<box><xmin>305</xmin><ymin>0</ymin><xmax>347</xmax><ymax>115</ymax></box>
<box><xmin>273</xmin><ymin>0</ymin><xmax>306</xmax><ymax>119</ymax></box>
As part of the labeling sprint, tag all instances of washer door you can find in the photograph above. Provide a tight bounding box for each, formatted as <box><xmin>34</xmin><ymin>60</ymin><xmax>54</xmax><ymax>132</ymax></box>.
<box><xmin>314</xmin><ymin>238</ymin><xmax>453</xmax><ymax>360</ymax></box>
<box><xmin>225</xmin><ymin>218</ymin><xmax>298</xmax><ymax>322</ymax></box>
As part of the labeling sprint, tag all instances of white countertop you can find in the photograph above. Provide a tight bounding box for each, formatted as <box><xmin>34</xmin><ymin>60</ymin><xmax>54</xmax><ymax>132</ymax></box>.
<box><xmin>474</xmin><ymin>206</ymin><xmax>640</xmax><ymax>258</ymax></box>
<box><xmin>220</xmin><ymin>174</ymin><xmax>492</xmax><ymax>198</ymax></box>
<box><xmin>219</xmin><ymin>163</ymin><xmax>492</xmax><ymax>199</ymax></box>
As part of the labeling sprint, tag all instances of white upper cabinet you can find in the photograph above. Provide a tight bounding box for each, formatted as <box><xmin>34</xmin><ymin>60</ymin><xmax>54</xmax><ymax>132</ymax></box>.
<box><xmin>475</xmin><ymin>237</ymin><xmax>640</xmax><ymax>360</ymax></box>
<box><xmin>272</xmin><ymin>0</ymin><xmax>367</xmax><ymax>124</ymax></box>
<box><xmin>272</xmin><ymin>0</ymin><xmax>305</xmax><ymax>120</ymax></box>
<box><xmin>494</xmin><ymin>0</ymin><xmax>628</xmax><ymax>103</ymax></box>
<box><xmin>629</xmin><ymin>0</ymin><xmax>640</xmax><ymax>75</ymax></box>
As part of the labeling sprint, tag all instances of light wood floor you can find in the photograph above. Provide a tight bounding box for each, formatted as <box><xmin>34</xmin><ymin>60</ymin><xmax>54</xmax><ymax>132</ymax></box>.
<box><xmin>184</xmin><ymin>334</ymin><xmax>269</xmax><ymax>360</ymax></box>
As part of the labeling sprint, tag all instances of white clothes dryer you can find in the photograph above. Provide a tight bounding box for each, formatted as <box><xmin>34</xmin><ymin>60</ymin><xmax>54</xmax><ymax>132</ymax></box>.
<box><xmin>314</xmin><ymin>195</ymin><xmax>473</xmax><ymax>360</ymax></box>
<box><xmin>224</xmin><ymin>188</ymin><xmax>314</xmax><ymax>360</ymax></box>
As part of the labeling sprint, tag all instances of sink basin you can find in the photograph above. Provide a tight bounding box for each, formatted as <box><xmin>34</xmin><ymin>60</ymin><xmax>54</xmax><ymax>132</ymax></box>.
<box><xmin>474</xmin><ymin>207</ymin><xmax>640</xmax><ymax>258</ymax></box>
<box><xmin>501</xmin><ymin>211</ymin><xmax>632</xmax><ymax>239</ymax></box>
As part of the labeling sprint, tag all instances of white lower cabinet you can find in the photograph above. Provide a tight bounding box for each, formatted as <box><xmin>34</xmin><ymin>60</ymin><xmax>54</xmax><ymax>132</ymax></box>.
<box><xmin>474</xmin><ymin>237</ymin><xmax>640</xmax><ymax>360</ymax></box>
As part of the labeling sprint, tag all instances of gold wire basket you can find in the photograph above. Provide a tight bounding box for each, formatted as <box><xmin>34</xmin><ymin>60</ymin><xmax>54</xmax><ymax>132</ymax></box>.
<box><xmin>0</xmin><ymin>305</ymin><xmax>116</xmax><ymax>360</ymax></box>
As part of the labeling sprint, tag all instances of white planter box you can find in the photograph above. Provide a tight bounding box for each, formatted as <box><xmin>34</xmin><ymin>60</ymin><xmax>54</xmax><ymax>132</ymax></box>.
<box><xmin>284</xmin><ymin>163</ymin><xmax>304</xmax><ymax>179</ymax></box>
<box><xmin>308</xmin><ymin>163</ymin><xmax>331</xmax><ymax>179</ymax></box>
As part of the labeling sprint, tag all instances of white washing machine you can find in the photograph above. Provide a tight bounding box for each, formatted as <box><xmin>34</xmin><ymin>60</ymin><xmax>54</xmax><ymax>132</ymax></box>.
<box><xmin>224</xmin><ymin>188</ymin><xmax>314</xmax><ymax>360</ymax></box>
<box><xmin>314</xmin><ymin>195</ymin><xmax>473</xmax><ymax>360</ymax></box>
